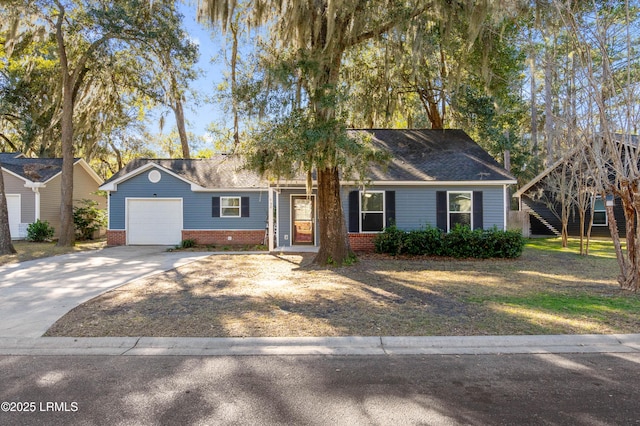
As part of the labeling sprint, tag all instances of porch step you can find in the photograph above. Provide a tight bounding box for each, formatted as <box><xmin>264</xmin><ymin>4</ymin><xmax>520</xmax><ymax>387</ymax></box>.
<box><xmin>522</xmin><ymin>201</ymin><xmax>562</xmax><ymax>237</ymax></box>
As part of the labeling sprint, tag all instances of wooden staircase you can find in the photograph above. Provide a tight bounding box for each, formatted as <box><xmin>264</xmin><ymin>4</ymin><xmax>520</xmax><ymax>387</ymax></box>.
<box><xmin>522</xmin><ymin>201</ymin><xmax>562</xmax><ymax>237</ymax></box>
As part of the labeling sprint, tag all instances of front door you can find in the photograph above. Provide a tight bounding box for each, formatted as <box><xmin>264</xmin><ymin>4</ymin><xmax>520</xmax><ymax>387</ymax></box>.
<box><xmin>292</xmin><ymin>196</ymin><xmax>314</xmax><ymax>245</ymax></box>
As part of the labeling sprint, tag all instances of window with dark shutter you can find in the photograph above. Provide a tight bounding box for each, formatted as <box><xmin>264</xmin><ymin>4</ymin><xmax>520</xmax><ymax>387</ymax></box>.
<box><xmin>385</xmin><ymin>191</ymin><xmax>395</xmax><ymax>227</ymax></box>
<box><xmin>473</xmin><ymin>191</ymin><xmax>483</xmax><ymax>229</ymax></box>
<box><xmin>348</xmin><ymin>191</ymin><xmax>359</xmax><ymax>232</ymax></box>
<box><xmin>212</xmin><ymin>197</ymin><xmax>220</xmax><ymax>217</ymax></box>
<box><xmin>241</xmin><ymin>196</ymin><xmax>250</xmax><ymax>217</ymax></box>
<box><xmin>436</xmin><ymin>191</ymin><xmax>447</xmax><ymax>231</ymax></box>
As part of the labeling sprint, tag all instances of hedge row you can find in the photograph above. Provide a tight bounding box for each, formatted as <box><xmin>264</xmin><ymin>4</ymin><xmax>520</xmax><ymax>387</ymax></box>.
<box><xmin>373</xmin><ymin>225</ymin><xmax>525</xmax><ymax>259</ymax></box>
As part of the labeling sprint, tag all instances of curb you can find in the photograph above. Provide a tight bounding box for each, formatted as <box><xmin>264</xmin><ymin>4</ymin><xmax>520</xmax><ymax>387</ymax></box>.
<box><xmin>0</xmin><ymin>334</ymin><xmax>639</xmax><ymax>356</ymax></box>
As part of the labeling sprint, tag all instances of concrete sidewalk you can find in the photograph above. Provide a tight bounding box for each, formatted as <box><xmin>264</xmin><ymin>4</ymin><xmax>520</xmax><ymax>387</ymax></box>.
<box><xmin>0</xmin><ymin>246</ymin><xmax>211</xmax><ymax>338</ymax></box>
<box><xmin>1</xmin><ymin>334</ymin><xmax>639</xmax><ymax>356</ymax></box>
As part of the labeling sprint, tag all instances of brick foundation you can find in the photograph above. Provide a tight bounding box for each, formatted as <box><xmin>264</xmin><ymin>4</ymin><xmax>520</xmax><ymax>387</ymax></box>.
<box><xmin>106</xmin><ymin>230</ymin><xmax>126</xmax><ymax>246</ymax></box>
<box><xmin>349</xmin><ymin>233</ymin><xmax>377</xmax><ymax>253</ymax></box>
<box><xmin>182</xmin><ymin>230</ymin><xmax>265</xmax><ymax>246</ymax></box>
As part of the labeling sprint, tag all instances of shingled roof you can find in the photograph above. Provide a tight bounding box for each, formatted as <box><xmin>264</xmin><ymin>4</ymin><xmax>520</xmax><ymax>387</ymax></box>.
<box><xmin>102</xmin><ymin>130</ymin><xmax>514</xmax><ymax>189</ymax></box>
<box><xmin>358</xmin><ymin>129</ymin><xmax>515</xmax><ymax>182</ymax></box>
<box><xmin>0</xmin><ymin>155</ymin><xmax>68</xmax><ymax>183</ymax></box>
<box><xmin>101</xmin><ymin>155</ymin><xmax>267</xmax><ymax>189</ymax></box>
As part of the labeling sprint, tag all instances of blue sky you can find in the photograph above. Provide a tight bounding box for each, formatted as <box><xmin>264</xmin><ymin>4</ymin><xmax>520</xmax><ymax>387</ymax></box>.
<box><xmin>154</xmin><ymin>2</ymin><xmax>227</xmax><ymax>138</ymax></box>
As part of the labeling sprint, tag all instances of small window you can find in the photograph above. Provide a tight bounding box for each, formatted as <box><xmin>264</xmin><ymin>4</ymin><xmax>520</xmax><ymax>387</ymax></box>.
<box><xmin>448</xmin><ymin>192</ymin><xmax>472</xmax><ymax>230</ymax></box>
<box><xmin>221</xmin><ymin>197</ymin><xmax>241</xmax><ymax>217</ymax></box>
<box><xmin>361</xmin><ymin>191</ymin><xmax>385</xmax><ymax>232</ymax></box>
<box><xmin>593</xmin><ymin>196</ymin><xmax>607</xmax><ymax>226</ymax></box>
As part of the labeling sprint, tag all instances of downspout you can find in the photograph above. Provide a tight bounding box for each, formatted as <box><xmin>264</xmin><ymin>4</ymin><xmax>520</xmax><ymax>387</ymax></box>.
<box><xmin>504</xmin><ymin>184</ymin><xmax>509</xmax><ymax>230</ymax></box>
<box><xmin>25</xmin><ymin>182</ymin><xmax>45</xmax><ymax>221</ymax></box>
<box><xmin>106</xmin><ymin>191</ymin><xmax>111</xmax><ymax>230</ymax></box>
<box><xmin>33</xmin><ymin>187</ymin><xmax>41</xmax><ymax>221</ymax></box>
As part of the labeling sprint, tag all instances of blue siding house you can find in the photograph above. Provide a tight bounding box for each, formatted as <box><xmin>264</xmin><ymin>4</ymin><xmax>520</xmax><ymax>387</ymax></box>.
<box><xmin>100</xmin><ymin>129</ymin><xmax>516</xmax><ymax>250</ymax></box>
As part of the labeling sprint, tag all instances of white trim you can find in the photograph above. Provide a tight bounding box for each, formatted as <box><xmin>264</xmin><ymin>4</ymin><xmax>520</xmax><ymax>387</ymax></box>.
<box><xmin>100</xmin><ymin>163</ymin><xmax>206</xmax><ymax>192</ymax></box>
<box><xmin>106</xmin><ymin>191</ymin><xmax>111</xmax><ymax>229</ymax></box>
<box><xmin>290</xmin><ymin>194</ymin><xmax>316</xmax><ymax>246</ymax></box>
<box><xmin>275</xmin><ymin>191</ymin><xmax>280</xmax><ymax>248</ymax></box>
<box><xmin>2</xmin><ymin>166</ymin><xmax>31</xmax><ymax>184</ymax></box>
<box><xmin>76</xmin><ymin>159</ymin><xmax>104</xmax><ymax>185</ymax></box>
<box><xmin>190</xmin><ymin>186</ymin><xmax>266</xmax><ymax>192</ymax></box>
<box><xmin>359</xmin><ymin>190</ymin><xmax>385</xmax><ymax>233</ymax></box>
<box><xmin>41</xmin><ymin>159</ymin><xmax>104</xmax><ymax>185</ymax></box>
<box><xmin>504</xmin><ymin>185</ymin><xmax>509</xmax><ymax>230</ymax></box>
<box><xmin>275</xmin><ymin>180</ymin><xmax>517</xmax><ymax>187</ymax></box>
<box><xmin>268</xmin><ymin>188</ymin><xmax>274</xmax><ymax>251</ymax></box>
<box><xmin>179</xmin><ymin>229</ymin><xmax>264</xmax><ymax>232</ymax></box>
<box><xmin>447</xmin><ymin>191</ymin><xmax>473</xmax><ymax>232</ymax></box>
<box><xmin>32</xmin><ymin>187</ymin><xmax>40</xmax><ymax>221</ymax></box>
<box><xmin>220</xmin><ymin>196</ymin><xmax>241</xmax><ymax>218</ymax></box>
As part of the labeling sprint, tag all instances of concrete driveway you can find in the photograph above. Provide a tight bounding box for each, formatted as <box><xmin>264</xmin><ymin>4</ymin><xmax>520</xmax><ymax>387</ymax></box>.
<box><xmin>0</xmin><ymin>246</ymin><xmax>210</xmax><ymax>338</ymax></box>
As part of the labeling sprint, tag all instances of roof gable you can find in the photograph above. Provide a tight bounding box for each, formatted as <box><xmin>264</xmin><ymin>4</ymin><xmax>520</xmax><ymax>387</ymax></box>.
<box><xmin>100</xmin><ymin>155</ymin><xmax>267</xmax><ymax>191</ymax></box>
<box><xmin>0</xmin><ymin>156</ymin><xmax>103</xmax><ymax>185</ymax></box>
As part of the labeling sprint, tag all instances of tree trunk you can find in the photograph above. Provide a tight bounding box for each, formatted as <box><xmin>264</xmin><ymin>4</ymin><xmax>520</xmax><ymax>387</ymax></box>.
<box><xmin>231</xmin><ymin>22</ymin><xmax>240</xmax><ymax>147</ymax></box>
<box><xmin>0</xmin><ymin>164</ymin><xmax>17</xmax><ymax>255</ymax></box>
<box><xmin>544</xmin><ymin>47</ymin><xmax>554</xmax><ymax>166</ymax></box>
<box><xmin>529</xmin><ymin>37</ymin><xmax>538</xmax><ymax>162</ymax></box>
<box><xmin>57</xmin><ymin>78</ymin><xmax>76</xmax><ymax>247</ymax></box>
<box><xmin>173</xmin><ymin>98</ymin><xmax>190</xmax><ymax>158</ymax></box>
<box><xmin>616</xmin><ymin>184</ymin><xmax>640</xmax><ymax>291</ymax></box>
<box><xmin>314</xmin><ymin>166</ymin><xmax>354</xmax><ymax>265</ymax></box>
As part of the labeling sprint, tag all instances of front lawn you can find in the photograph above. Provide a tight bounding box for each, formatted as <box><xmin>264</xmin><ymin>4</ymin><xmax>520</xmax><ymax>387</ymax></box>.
<box><xmin>0</xmin><ymin>239</ymin><xmax>107</xmax><ymax>266</ymax></box>
<box><xmin>45</xmin><ymin>238</ymin><xmax>640</xmax><ymax>337</ymax></box>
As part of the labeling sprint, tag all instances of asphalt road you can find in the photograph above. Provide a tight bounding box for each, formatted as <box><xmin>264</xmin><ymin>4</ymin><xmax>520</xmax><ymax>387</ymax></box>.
<box><xmin>1</xmin><ymin>352</ymin><xmax>639</xmax><ymax>425</ymax></box>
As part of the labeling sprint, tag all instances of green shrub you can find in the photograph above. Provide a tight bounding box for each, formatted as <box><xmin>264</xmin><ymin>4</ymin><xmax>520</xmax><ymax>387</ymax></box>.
<box><xmin>403</xmin><ymin>227</ymin><xmax>444</xmax><ymax>256</ymax></box>
<box><xmin>374</xmin><ymin>224</ymin><xmax>525</xmax><ymax>259</ymax></box>
<box><xmin>181</xmin><ymin>239</ymin><xmax>196</xmax><ymax>249</ymax></box>
<box><xmin>442</xmin><ymin>225</ymin><xmax>486</xmax><ymax>258</ymax></box>
<box><xmin>27</xmin><ymin>219</ymin><xmax>55</xmax><ymax>242</ymax></box>
<box><xmin>73</xmin><ymin>199</ymin><xmax>107</xmax><ymax>240</ymax></box>
<box><xmin>373</xmin><ymin>224</ymin><xmax>404</xmax><ymax>255</ymax></box>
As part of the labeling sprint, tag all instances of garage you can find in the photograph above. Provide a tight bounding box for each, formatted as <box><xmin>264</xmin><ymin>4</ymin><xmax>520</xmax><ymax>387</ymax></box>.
<box><xmin>126</xmin><ymin>198</ymin><xmax>183</xmax><ymax>245</ymax></box>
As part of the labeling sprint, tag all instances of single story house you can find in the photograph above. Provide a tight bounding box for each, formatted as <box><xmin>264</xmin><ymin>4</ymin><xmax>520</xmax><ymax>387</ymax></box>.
<box><xmin>513</xmin><ymin>159</ymin><xmax>625</xmax><ymax>238</ymax></box>
<box><xmin>100</xmin><ymin>129</ymin><xmax>517</xmax><ymax>250</ymax></box>
<box><xmin>1</xmin><ymin>152</ymin><xmax>105</xmax><ymax>239</ymax></box>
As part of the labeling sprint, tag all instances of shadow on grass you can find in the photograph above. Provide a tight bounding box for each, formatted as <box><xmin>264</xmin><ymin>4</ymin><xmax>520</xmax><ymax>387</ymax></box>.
<box><xmin>45</xmin><ymin>244</ymin><xmax>637</xmax><ymax>337</ymax></box>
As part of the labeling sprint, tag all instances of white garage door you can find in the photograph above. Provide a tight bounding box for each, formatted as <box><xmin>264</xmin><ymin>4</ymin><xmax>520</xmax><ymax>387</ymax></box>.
<box><xmin>6</xmin><ymin>194</ymin><xmax>20</xmax><ymax>240</ymax></box>
<box><xmin>127</xmin><ymin>198</ymin><xmax>183</xmax><ymax>245</ymax></box>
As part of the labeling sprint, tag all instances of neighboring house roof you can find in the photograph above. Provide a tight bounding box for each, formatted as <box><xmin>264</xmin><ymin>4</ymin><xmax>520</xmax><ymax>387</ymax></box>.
<box><xmin>358</xmin><ymin>129</ymin><xmax>516</xmax><ymax>183</ymax></box>
<box><xmin>100</xmin><ymin>155</ymin><xmax>267</xmax><ymax>191</ymax></box>
<box><xmin>0</xmin><ymin>155</ymin><xmax>103</xmax><ymax>185</ymax></box>
<box><xmin>0</xmin><ymin>152</ymin><xmax>24</xmax><ymax>161</ymax></box>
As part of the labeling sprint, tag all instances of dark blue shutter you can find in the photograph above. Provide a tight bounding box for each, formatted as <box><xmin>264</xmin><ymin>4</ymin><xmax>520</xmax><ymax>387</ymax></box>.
<box><xmin>212</xmin><ymin>197</ymin><xmax>220</xmax><ymax>217</ymax></box>
<box><xmin>385</xmin><ymin>191</ymin><xmax>396</xmax><ymax>227</ymax></box>
<box><xmin>436</xmin><ymin>191</ymin><xmax>447</xmax><ymax>231</ymax></box>
<box><xmin>348</xmin><ymin>190</ymin><xmax>359</xmax><ymax>232</ymax></box>
<box><xmin>473</xmin><ymin>191</ymin><xmax>483</xmax><ymax>229</ymax></box>
<box><xmin>241</xmin><ymin>197</ymin><xmax>250</xmax><ymax>217</ymax></box>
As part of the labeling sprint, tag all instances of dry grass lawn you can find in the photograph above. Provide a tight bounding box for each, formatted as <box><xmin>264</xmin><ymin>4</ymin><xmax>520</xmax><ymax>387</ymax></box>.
<box><xmin>0</xmin><ymin>239</ymin><xmax>106</xmax><ymax>266</ymax></box>
<box><xmin>45</xmin><ymin>240</ymin><xmax>640</xmax><ymax>337</ymax></box>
